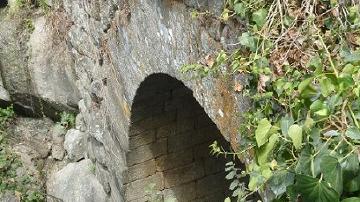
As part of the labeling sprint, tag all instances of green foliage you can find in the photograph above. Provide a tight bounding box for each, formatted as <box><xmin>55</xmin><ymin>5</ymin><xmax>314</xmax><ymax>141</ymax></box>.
<box><xmin>10</xmin><ymin>0</ymin><xmax>50</xmax><ymax>14</ymax></box>
<box><xmin>0</xmin><ymin>106</ymin><xmax>45</xmax><ymax>201</ymax></box>
<box><xmin>89</xmin><ymin>163</ymin><xmax>96</xmax><ymax>174</ymax></box>
<box><xmin>180</xmin><ymin>50</ymin><xmax>228</xmax><ymax>78</ymax></box>
<box><xmin>0</xmin><ymin>105</ymin><xmax>14</xmax><ymax>130</ymax></box>
<box><xmin>224</xmin><ymin>161</ymin><xmax>249</xmax><ymax>201</ymax></box>
<box><xmin>295</xmin><ymin>174</ymin><xmax>340</xmax><ymax>202</ymax></box>
<box><xmin>23</xmin><ymin>18</ymin><xmax>34</xmax><ymax>32</ymax></box>
<box><xmin>193</xmin><ymin>0</ymin><xmax>360</xmax><ymax>201</ymax></box>
<box><xmin>59</xmin><ymin>111</ymin><xmax>75</xmax><ymax>129</ymax></box>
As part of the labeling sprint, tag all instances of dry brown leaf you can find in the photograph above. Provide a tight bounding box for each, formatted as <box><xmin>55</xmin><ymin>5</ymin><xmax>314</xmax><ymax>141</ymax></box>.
<box><xmin>347</xmin><ymin>33</ymin><xmax>360</xmax><ymax>46</ymax></box>
<box><xmin>234</xmin><ymin>82</ymin><xmax>243</xmax><ymax>92</ymax></box>
<box><xmin>204</xmin><ymin>54</ymin><xmax>214</xmax><ymax>67</ymax></box>
<box><xmin>257</xmin><ymin>74</ymin><xmax>270</xmax><ymax>92</ymax></box>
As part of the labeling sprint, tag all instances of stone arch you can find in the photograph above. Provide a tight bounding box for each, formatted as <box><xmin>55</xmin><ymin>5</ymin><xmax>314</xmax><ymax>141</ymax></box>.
<box><xmin>124</xmin><ymin>73</ymin><xmax>231</xmax><ymax>202</ymax></box>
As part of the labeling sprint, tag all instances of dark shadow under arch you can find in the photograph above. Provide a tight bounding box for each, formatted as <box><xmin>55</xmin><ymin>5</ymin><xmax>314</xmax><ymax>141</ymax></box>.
<box><xmin>124</xmin><ymin>73</ymin><xmax>231</xmax><ymax>202</ymax></box>
<box><xmin>0</xmin><ymin>0</ymin><xmax>7</xmax><ymax>8</ymax></box>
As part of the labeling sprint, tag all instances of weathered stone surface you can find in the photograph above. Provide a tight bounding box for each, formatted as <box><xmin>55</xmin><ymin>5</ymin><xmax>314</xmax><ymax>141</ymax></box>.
<box><xmin>3</xmin><ymin>116</ymin><xmax>72</xmax><ymax>201</ymax></box>
<box><xmin>124</xmin><ymin>172</ymin><xmax>164</xmax><ymax>201</ymax></box>
<box><xmin>0</xmin><ymin>0</ymin><xmax>250</xmax><ymax>201</ymax></box>
<box><xmin>0</xmin><ymin>191</ymin><xmax>18</xmax><ymax>202</ymax></box>
<box><xmin>0</xmin><ymin>75</ymin><xmax>10</xmax><ymax>104</ymax></box>
<box><xmin>162</xmin><ymin>182</ymin><xmax>197</xmax><ymax>202</ymax></box>
<box><xmin>124</xmin><ymin>159</ymin><xmax>156</xmax><ymax>183</ymax></box>
<box><xmin>0</xmin><ymin>10</ymin><xmax>79</xmax><ymax>118</ymax></box>
<box><xmin>51</xmin><ymin>124</ymin><xmax>67</xmax><ymax>160</ymax></box>
<box><xmin>47</xmin><ymin>159</ymin><xmax>107</xmax><ymax>202</ymax></box>
<box><xmin>64</xmin><ymin>129</ymin><xmax>85</xmax><ymax>162</ymax></box>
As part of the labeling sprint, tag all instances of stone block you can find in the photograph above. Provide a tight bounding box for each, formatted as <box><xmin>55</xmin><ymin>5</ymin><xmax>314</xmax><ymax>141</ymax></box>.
<box><xmin>155</xmin><ymin>150</ymin><xmax>193</xmax><ymax>171</ymax></box>
<box><xmin>192</xmin><ymin>126</ymin><xmax>218</xmax><ymax>145</ymax></box>
<box><xmin>192</xmin><ymin>191</ymin><xmax>226</xmax><ymax>202</ymax></box>
<box><xmin>131</xmin><ymin>102</ymin><xmax>163</xmax><ymax>122</ymax></box>
<box><xmin>163</xmin><ymin>162</ymin><xmax>205</xmax><ymax>188</ymax></box>
<box><xmin>204</xmin><ymin>157</ymin><xmax>226</xmax><ymax>175</ymax></box>
<box><xmin>156</xmin><ymin>123</ymin><xmax>176</xmax><ymax>138</ymax></box>
<box><xmin>127</xmin><ymin>138</ymin><xmax>167</xmax><ymax>166</ymax></box>
<box><xmin>125</xmin><ymin>159</ymin><xmax>156</xmax><ymax>183</ymax></box>
<box><xmin>151</xmin><ymin>112</ymin><xmax>177</xmax><ymax>129</ymax></box>
<box><xmin>168</xmin><ymin>131</ymin><xmax>196</xmax><ymax>153</ymax></box>
<box><xmin>129</xmin><ymin>130</ymin><xmax>156</xmax><ymax>150</ymax></box>
<box><xmin>196</xmin><ymin>172</ymin><xmax>226</xmax><ymax>197</ymax></box>
<box><xmin>129</xmin><ymin>117</ymin><xmax>154</xmax><ymax>136</ymax></box>
<box><xmin>124</xmin><ymin>172</ymin><xmax>164</xmax><ymax>201</ymax></box>
<box><xmin>176</xmin><ymin>117</ymin><xmax>195</xmax><ymax>133</ymax></box>
<box><xmin>194</xmin><ymin>142</ymin><xmax>212</xmax><ymax>160</ymax></box>
<box><xmin>162</xmin><ymin>182</ymin><xmax>196</xmax><ymax>202</ymax></box>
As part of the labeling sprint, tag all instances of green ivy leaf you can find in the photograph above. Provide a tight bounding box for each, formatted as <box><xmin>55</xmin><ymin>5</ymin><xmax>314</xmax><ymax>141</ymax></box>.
<box><xmin>343</xmin><ymin>51</ymin><xmax>360</xmax><ymax>65</ymax></box>
<box><xmin>314</xmin><ymin>108</ymin><xmax>329</xmax><ymax>117</ymax></box>
<box><xmin>288</xmin><ymin>124</ymin><xmax>303</xmax><ymax>150</ymax></box>
<box><xmin>308</xmin><ymin>55</ymin><xmax>323</xmax><ymax>73</ymax></box>
<box><xmin>320</xmin><ymin>155</ymin><xmax>343</xmax><ymax>194</ymax></box>
<box><xmin>229</xmin><ymin>179</ymin><xmax>239</xmax><ymax>190</ymax></box>
<box><xmin>295</xmin><ymin>174</ymin><xmax>340</xmax><ymax>202</ymax></box>
<box><xmin>298</xmin><ymin>77</ymin><xmax>313</xmax><ymax>93</ymax></box>
<box><xmin>295</xmin><ymin>146</ymin><xmax>313</xmax><ymax>175</ymax></box>
<box><xmin>298</xmin><ymin>77</ymin><xmax>318</xmax><ymax>98</ymax></box>
<box><xmin>342</xmin><ymin>153</ymin><xmax>359</xmax><ymax>175</ymax></box>
<box><xmin>344</xmin><ymin>174</ymin><xmax>360</xmax><ymax>193</ymax></box>
<box><xmin>319</xmin><ymin>77</ymin><xmax>335</xmax><ymax>97</ymax></box>
<box><xmin>224</xmin><ymin>197</ymin><xmax>231</xmax><ymax>202</ymax></box>
<box><xmin>252</xmin><ymin>8</ymin><xmax>268</xmax><ymax>28</ymax></box>
<box><xmin>304</xmin><ymin>115</ymin><xmax>315</xmax><ymax>132</ymax></box>
<box><xmin>239</xmin><ymin>32</ymin><xmax>257</xmax><ymax>52</ymax></box>
<box><xmin>226</xmin><ymin>170</ymin><xmax>237</xmax><ymax>180</ymax></box>
<box><xmin>313</xmin><ymin>144</ymin><xmax>330</xmax><ymax>177</ymax></box>
<box><xmin>280</xmin><ymin>115</ymin><xmax>294</xmax><ymax>137</ymax></box>
<box><xmin>255</xmin><ymin>118</ymin><xmax>272</xmax><ymax>147</ymax></box>
<box><xmin>257</xmin><ymin>133</ymin><xmax>279</xmax><ymax>165</ymax></box>
<box><xmin>345</xmin><ymin>127</ymin><xmax>360</xmax><ymax>140</ymax></box>
<box><xmin>248</xmin><ymin>162</ymin><xmax>266</xmax><ymax>191</ymax></box>
<box><xmin>268</xmin><ymin>170</ymin><xmax>295</xmax><ymax>197</ymax></box>
<box><xmin>342</xmin><ymin>197</ymin><xmax>360</xmax><ymax>202</ymax></box>
<box><xmin>234</xmin><ymin>3</ymin><xmax>247</xmax><ymax>17</ymax></box>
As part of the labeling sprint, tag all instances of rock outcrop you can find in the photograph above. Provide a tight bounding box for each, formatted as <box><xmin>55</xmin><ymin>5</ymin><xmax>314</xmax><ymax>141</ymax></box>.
<box><xmin>46</xmin><ymin>159</ymin><xmax>107</xmax><ymax>202</ymax></box>
<box><xmin>0</xmin><ymin>7</ymin><xmax>80</xmax><ymax>118</ymax></box>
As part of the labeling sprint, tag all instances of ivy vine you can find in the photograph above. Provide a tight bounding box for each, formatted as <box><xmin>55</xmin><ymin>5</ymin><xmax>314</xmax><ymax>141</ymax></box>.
<box><xmin>183</xmin><ymin>0</ymin><xmax>360</xmax><ymax>201</ymax></box>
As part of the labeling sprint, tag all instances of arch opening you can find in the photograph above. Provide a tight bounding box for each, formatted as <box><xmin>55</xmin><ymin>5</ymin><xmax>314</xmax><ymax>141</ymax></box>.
<box><xmin>0</xmin><ymin>0</ymin><xmax>7</xmax><ymax>8</ymax></box>
<box><xmin>124</xmin><ymin>74</ymin><xmax>231</xmax><ymax>202</ymax></box>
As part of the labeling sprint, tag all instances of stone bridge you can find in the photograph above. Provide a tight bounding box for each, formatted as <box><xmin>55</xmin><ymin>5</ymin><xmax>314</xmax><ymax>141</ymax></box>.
<box><xmin>0</xmin><ymin>0</ymin><xmax>248</xmax><ymax>201</ymax></box>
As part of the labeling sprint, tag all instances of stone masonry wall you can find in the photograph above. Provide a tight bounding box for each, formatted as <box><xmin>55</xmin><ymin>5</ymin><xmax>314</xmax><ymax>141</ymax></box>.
<box><xmin>0</xmin><ymin>0</ymin><xmax>250</xmax><ymax>201</ymax></box>
<box><xmin>124</xmin><ymin>74</ymin><xmax>230</xmax><ymax>201</ymax></box>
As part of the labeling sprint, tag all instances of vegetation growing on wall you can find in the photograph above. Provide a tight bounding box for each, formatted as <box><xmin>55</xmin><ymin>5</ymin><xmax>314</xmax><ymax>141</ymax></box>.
<box><xmin>13</xmin><ymin>0</ymin><xmax>50</xmax><ymax>13</ymax></box>
<box><xmin>0</xmin><ymin>106</ymin><xmax>45</xmax><ymax>202</ymax></box>
<box><xmin>183</xmin><ymin>0</ymin><xmax>360</xmax><ymax>201</ymax></box>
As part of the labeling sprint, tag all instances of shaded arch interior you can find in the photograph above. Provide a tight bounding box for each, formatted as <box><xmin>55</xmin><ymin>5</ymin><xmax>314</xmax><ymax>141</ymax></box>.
<box><xmin>0</xmin><ymin>0</ymin><xmax>7</xmax><ymax>8</ymax></box>
<box><xmin>124</xmin><ymin>73</ymin><xmax>231</xmax><ymax>202</ymax></box>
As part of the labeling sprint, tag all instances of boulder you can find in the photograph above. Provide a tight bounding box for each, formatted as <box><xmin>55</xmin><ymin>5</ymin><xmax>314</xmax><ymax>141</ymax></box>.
<box><xmin>64</xmin><ymin>129</ymin><xmax>85</xmax><ymax>162</ymax></box>
<box><xmin>46</xmin><ymin>159</ymin><xmax>107</xmax><ymax>202</ymax></box>
<box><xmin>0</xmin><ymin>13</ymin><xmax>80</xmax><ymax>118</ymax></box>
